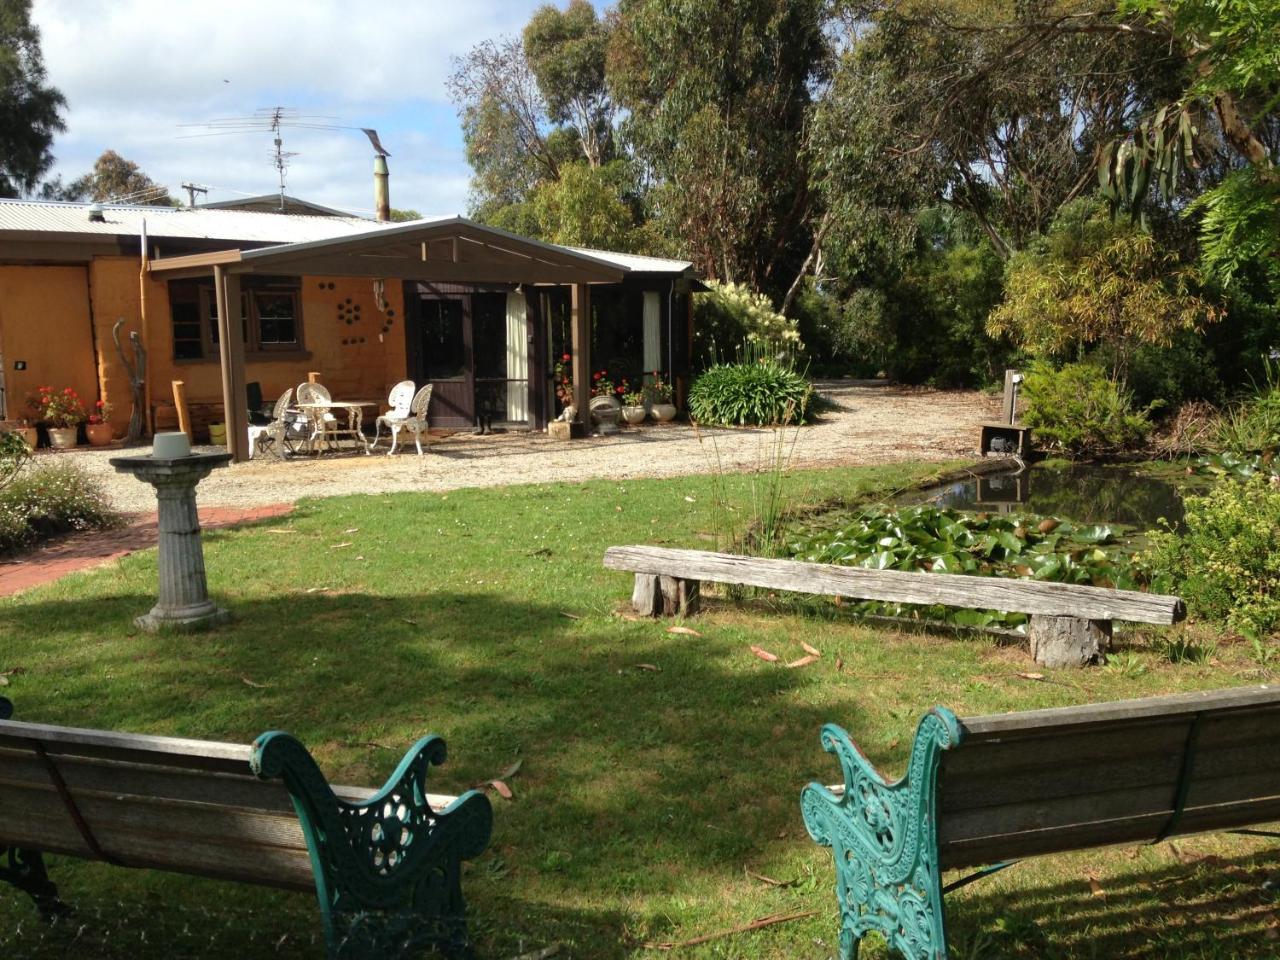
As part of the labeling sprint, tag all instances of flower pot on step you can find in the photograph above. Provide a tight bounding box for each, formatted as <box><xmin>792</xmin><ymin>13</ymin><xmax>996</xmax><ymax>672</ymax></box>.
<box><xmin>86</xmin><ymin>422</ymin><xmax>114</xmax><ymax>447</ymax></box>
<box><xmin>621</xmin><ymin>405</ymin><xmax>647</xmax><ymax>425</ymax></box>
<box><xmin>48</xmin><ymin>426</ymin><xmax>80</xmax><ymax>449</ymax></box>
<box><xmin>650</xmin><ymin>403</ymin><xmax>677</xmax><ymax>422</ymax></box>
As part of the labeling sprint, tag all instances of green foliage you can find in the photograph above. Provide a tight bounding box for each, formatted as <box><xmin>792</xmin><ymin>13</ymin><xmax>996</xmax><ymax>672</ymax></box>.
<box><xmin>688</xmin><ymin>360</ymin><xmax>813</xmax><ymax>426</ymax></box>
<box><xmin>0</xmin><ymin>460</ymin><xmax>119</xmax><ymax>555</ymax></box>
<box><xmin>1143</xmin><ymin>476</ymin><xmax>1280</xmax><ymax>639</ymax></box>
<box><xmin>1098</xmin><ymin>331</ymin><xmax>1224</xmax><ymax>411</ymax></box>
<box><xmin>693</xmin><ymin>280</ymin><xmax>802</xmax><ymax>366</ymax></box>
<box><xmin>786</xmin><ymin>504</ymin><xmax>1138</xmax><ymax>632</ymax></box>
<box><xmin>526</xmin><ymin>160</ymin><xmax>638</xmax><ymax>250</ymax></box>
<box><xmin>989</xmin><ymin>200</ymin><xmax>1215</xmax><ymax>367</ymax></box>
<box><xmin>1021</xmin><ymin>361</ymin><xmax>1156</xmax><ymax>456</ymax></box>
<box><xmin>0</xmin><ymin>0</ymin><xmax>66</xmax><ymax>198</ymax></box>
<box><xmin>388</xmin><ymin>208</ymin><xmax>422</xmax><ymax>223</ymax></box>
<box><xmin>1189</xmin><ymin>167</ymin><xmax>1280</xmax><ymax>299</ymax></box>
<box><xmin>610</xmin><ymin>0</ymin><xmax>829</xmax><ymax>289</ymax></box>
<box><xmin>1212</xmin><ymin>358</ymin><xmax>1280</xmax><ymax>456</ymax></box>
<box><xmin>0</xmin><ymin>430</ymin><xmax>31</xmax><ymax>491</ymax></box>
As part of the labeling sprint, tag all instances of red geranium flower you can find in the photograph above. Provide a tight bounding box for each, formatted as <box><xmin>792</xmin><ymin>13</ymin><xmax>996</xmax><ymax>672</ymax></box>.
<box><xmin>593</xmin><ymin>372</ymin><xmax>602</xmax><ymax>380</ymax></box>
<box><xmin>562</xmin><ymin>353</ymin><xmax>571</xmax><ymax>362</ymax></box>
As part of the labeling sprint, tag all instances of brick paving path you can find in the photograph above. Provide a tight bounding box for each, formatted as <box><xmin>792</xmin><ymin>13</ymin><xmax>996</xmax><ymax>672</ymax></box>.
<box><xmin>0</xmin><ymin>504</ymin><xmax>292</xmax><ymax>598</ymax></box>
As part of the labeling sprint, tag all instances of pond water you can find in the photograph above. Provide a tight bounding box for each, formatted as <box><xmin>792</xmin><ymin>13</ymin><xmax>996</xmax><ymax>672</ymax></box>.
<box><xmin>897</xmin><ymin>460</ymin><xmax>1199</xmax><ymax>530</ymax></box>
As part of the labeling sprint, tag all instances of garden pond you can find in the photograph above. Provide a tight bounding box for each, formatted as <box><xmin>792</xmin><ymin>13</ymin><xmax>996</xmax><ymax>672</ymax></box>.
<box><xmin>778</xmin><ymin>459</ymin><xmax>1207</xmax><ymax>634</ymax></box>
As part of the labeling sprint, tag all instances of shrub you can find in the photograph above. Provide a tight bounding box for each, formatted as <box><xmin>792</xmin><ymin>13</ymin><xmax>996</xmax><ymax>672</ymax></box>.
<box><xmin>0</xmin><ymin>461</ymin><xmax>120</xmax><ymax>555</ymax></box>
<box><xmin>689</xmin><ymin>361</ymin><xmax>813</xmax><ymax>426</ymax></box>
<box><xmin>1021</xmin><ymin>360</ymin><xmax>1156</xmax><ymax>456</ymax></box>
<box><xmin>693</xmin><ymin>281</ymin><xmax>802</xmax><ymax>367</ymax></box>
<box><xmin>1143</xmin><ymin>475</ymin><xmax>1280</xmax><ymax>640</ymax></box>
<box><xmin>0</xmin><ymin>431</ymin><xmax>32</xmax><ymax>491</ymax></box>
<box><xmin>1214</xmin><ymin>357</ymin><xmax>1280</xmax><ymax>456</ymax></box>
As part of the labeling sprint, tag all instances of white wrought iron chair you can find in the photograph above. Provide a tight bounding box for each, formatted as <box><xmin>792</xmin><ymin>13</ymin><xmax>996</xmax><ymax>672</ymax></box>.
<box><xmin>366</xmin><ymin>380</ymin><xmax>415</xmax><ymax>453</ymax></box>
<box><xmin>373</xmin><ymin>383</ymin><xmax>433</xmax><ymax>456</ymax></box>
<box><xmin>295</xmin><ymin>381</ymin><xmax>338</xmax><ymax>453</ymax></box>
<box><xmin>247</xmin><ymin>388</ymin><xmax>294</xmax><ymax>460</ymax></box>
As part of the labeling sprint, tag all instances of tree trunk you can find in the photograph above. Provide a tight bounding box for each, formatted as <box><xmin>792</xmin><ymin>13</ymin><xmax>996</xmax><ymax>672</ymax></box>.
<box><xmin>1028</xmin><ymin>615</ymin><xmax>1111</xmax><ymax>668</ymax></box>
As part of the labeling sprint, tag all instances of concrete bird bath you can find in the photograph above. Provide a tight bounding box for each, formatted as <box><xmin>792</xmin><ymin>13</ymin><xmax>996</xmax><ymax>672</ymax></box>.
<box><xmin>110</xmin><ymin>432</ymin><xmax>232</xmax><ymax>632</ymax></box>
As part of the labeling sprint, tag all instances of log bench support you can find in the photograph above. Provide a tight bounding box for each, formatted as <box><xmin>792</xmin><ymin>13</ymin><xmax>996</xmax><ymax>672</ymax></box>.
<box><xmin>252</xmin><ymin>732</ymin><xmax>492</xmax><ymax>960</ymax></box>
<box><xmin>631</xmin><ymin>573</ymin><xmax>701</xmax><ymax>617</ymax></box>
<box><xmin>1028</xmin><ymin>615</ymin><xmax>1112</xmax><ymax>668</ymax></box>
<box><xmin>801</xmin><ymin>710</ymin><xmax>962</xmax><ymax>960</ymax></box>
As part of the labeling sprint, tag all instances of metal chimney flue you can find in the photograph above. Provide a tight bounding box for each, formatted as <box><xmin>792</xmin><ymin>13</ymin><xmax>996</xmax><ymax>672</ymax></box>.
<box><xmin>373</xmin><ymin>155</ymin><xmax>390</xmax><ymax>222</ymax></box>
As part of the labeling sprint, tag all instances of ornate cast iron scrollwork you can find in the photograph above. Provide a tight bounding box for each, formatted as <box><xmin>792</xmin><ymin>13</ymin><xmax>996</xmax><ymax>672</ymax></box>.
<box><xmin>801</xmin><ymin>708</ymin><xmax>963</xmax><ymax>960</ymax></box>
<box><xmin>252</xmin><ymin>731</ymin><xmax>493</xmax><ymax>960</ymax></box>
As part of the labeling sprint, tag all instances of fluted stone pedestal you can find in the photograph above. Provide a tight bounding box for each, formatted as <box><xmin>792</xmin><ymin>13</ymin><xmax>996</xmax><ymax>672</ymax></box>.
<box><xmin>110</xmin><ymin>451</ymin><xmax>232</xmax><ymax>632</ymax></box>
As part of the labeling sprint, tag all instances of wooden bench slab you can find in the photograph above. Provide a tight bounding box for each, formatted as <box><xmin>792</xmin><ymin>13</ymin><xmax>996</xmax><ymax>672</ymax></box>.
<box><xmin>605</xmin><ymin>544</ymin><xmax>1185</xmax><ymax>667</ymax></box>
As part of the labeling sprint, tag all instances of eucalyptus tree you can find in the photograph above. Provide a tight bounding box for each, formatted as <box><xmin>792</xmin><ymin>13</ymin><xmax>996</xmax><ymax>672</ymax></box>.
<box><xmin>609</xmin><ymin>0</ymin><xmax>831</xmax><ymax>291</ymax></box>
<box><xmin>0</xmin><ymin>0</ymin><xmax>66</xmax><ymax>198</ymax></box>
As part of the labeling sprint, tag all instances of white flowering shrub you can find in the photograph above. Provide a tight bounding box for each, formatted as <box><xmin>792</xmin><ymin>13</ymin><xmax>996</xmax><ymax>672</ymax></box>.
<box><xmin>693</xmin><ymin>281</ymin><xmax>803</xmax><ymax>366</ymax></box>
<box><xmin>0</xmin><ymin>461</ymin><xmax>120</xmax><ymax>555</ymax></box>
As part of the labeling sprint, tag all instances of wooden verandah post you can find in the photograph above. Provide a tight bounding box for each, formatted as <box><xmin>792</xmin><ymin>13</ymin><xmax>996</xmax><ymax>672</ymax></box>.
<box><xmin>571</xmin><ymin>283</ymin><xmax>591</xmax><ymax>432</ymax></box>
<box><xmin>213</xmin><ymin>265</ymin><xmax>249</xmax><ymax>462</ymax></box>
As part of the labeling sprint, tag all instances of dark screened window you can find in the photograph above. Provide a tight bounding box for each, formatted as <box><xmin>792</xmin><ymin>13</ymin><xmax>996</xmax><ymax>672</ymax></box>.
<box><xmin>421</xmin><ymin>298</ymin><xmax>467</xmax><ymax>380</ymax></box>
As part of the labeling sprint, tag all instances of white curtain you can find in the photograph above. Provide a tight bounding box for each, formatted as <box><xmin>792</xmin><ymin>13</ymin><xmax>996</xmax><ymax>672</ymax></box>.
<box><xmin>505</xmin><ymin>293</ymin><xmax>529</xmax><ymax>423</ymax></box>
<box><xmin>643</xmin><ymin>291</ymin><xmax>661</xmax><ymax>373</ymax></box>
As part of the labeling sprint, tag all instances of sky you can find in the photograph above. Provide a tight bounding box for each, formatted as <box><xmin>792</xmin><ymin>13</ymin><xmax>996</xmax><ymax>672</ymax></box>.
<box><xmin>31</xmin><ymin>0</ymin><xmax>558</xmax><ymax>217</ymax></box>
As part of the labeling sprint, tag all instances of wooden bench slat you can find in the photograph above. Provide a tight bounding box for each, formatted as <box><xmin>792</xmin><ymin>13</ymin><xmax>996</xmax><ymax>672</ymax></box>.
<box><xmin>940</xmin><ymin>795</ymin><xmax>1280</xmax><ymax>869</ymax></box>
<box><xmin>604</xmin><ymin>545</ymin><xmax>1186</xmax><ymax>624</ymax></box>
<box><xmin>956</xmin><ymin>684</ymin><xmax>1278</xmax><ymax>737</ymax></box>
<box><xmin>0</xmin><ymin>721</ymin><xmax>252</xmax><ymax>775</ymax></box>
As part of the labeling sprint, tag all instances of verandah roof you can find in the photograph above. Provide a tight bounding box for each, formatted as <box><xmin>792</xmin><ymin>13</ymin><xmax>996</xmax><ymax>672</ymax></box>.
<box><xmin>145</xmin><ymin>217</ymin><xmax>685</xmax><ymax>462</ymax></box>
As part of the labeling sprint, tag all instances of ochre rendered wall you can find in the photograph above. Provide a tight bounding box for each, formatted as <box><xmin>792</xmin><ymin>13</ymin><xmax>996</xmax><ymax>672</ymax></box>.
<box><xmin>0</xmin><ymin>265</ymin><xmax>98</xmax><ymax>423</ymax></box>
<box><xmin>146</xmin><ymin>273</ymin><xmax>407</xmax><ymax>418</ymax></box>
<box><xmin>87</xmin><ymin>256</ymin><xmax>151</xmax><ymax>436</ymax></box>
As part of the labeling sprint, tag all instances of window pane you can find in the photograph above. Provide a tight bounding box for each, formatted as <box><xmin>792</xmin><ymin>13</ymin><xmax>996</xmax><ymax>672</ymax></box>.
<box><xmin>421</xmin><ymin>299</ymin><xmax>467</xmax><ymax>380</ymax></box>
<box><xmin>171</xmin><ymin>299</ymin><xmax>203</xmax><ymax>360</ymax></box>
<box><xmin>255</xmin><ymin>291</ymin><xmax>297</xmax><ymax>344</ymax></box>
<box><xmin>472</xmin><ymin>294</ymin><xmax>507</xmax><ymax>379</ymax></box>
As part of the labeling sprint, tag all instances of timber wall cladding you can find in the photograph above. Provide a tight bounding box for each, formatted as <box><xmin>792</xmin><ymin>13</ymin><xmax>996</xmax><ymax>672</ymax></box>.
<box><xmin>0</xmin><ymin>265</ymin><xmax>99</xmax><ymax>421</ymax></box>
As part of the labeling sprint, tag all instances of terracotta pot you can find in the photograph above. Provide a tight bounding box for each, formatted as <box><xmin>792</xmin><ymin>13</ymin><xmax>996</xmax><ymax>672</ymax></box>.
<box><xmin>621</xmin><ymin>405</ymin><xmax>647</xmax><ymax>425</ymax></box>
<box><xmin>48</xmin><ymin>426</ymin><xmax>80</xmax><ymax>449</ymax></box>
<box><xmin>86</xmin><ymin>422</ymin><xmax>114</xmax><ymax>447</ymax></box>
<box><xmin>651</xmin><ymin>403</ymin><xmax>678</xmax><ymax>422</ymax></box>
<box><xmin>17</xmin><ymin>427</ymin><xmax>37</xmax><ymax>449</ymax></box>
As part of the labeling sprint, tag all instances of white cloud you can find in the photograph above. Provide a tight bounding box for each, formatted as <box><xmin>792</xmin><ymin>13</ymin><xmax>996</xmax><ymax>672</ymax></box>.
<box><xmin>31</xmin><ymin>0</ymin><xmax>546</xmax><ymax>212</ymax></box>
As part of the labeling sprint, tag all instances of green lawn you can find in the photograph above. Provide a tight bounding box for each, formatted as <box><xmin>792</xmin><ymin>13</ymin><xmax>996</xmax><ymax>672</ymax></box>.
<box><xmin>0</xmin><ymin>462</ymin><xmax>1275</xmax><ymax>959</ymax></box>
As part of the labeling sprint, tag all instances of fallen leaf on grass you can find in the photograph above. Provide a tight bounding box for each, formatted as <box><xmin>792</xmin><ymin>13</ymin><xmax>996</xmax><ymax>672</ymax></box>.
<box><xmin>401</xmin><ymin>618</ymin><xmax>419</xmax><ymax>626</ymax></box>
<box><xmin>683</xmin><ymin>496</ymin><xmax>696</xmax><ymax>503</ymax></box>
<box><xmin>241</xmin><ymin>676</ymin><xmax>271</xmax><ymax>689</ymax></box>
<box><xmin>0</xmin><ymin>677</ymin><xmax>7</xmax><ymax>687</ymax></box>
<box><xmin>801</xmin><ymin>642</ymin><xmax>822</xmax><ymax>657</ymax></box>
<box><xmin>344</xmin><ymin>528</ymin><xmax>359</xmax><ymax>534</ymax></box>
<box><xmin>667</xmin><ymin>625</ymin><xmax>701</xmax><ymax>637</ymax></box>
<box><xmin>835</xmin><ymin>656</ymin><xmax>845</xmax><ymax>672</ymax></box>
<box><xmin>328</xmin><ymin>542</ymin><xmax>353</xmax><ymax>549</ymax></box>
<box><xmin>489</xmin><ymin>780</ymin><xmax>513</xmax><ymax>799</ymax></box>
<box><xmin>559</xmin><ymin>611</ymin><xmax>581</xmax><ymax>620</ymax></box>
<box><xmin>1016</xmin><ymin>672</ymin><xmax>1046</xmax><ymax>682</ymax></box>
<box><xmin>750</xmin><ymin>645</ymin><xmax>779</xmax><ymax>662</ymax></box>
<box><xmin>266</xmin><ymin>528</ymin><xmax>298</xmax><ymax>534</ymax></box>
<box><xmin>635</xmin><ymin>663</ymin><xmax>661</xmax><ymax>672</ymax></box>
<box><xmin>305</xmin><ymin>586</ymin><xmax>330</xmax><ymax>594</ymax></box>
<box><xmin>503</xmin><ymin>943</ymin><xmax>563</xmax><ymax>960</ymax></box>
<box><xmin>786</xmin><ymin>655</ymin><xmax>820</xmax><ymax>669</ymax></box>
<box><xmin>1087</xmin><ymin>874</ymin><xmax>1105</xmax><ymax>898</ymax></box>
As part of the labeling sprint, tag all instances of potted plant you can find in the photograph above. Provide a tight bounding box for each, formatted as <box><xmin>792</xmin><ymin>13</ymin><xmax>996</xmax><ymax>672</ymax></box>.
<box><xmin>553</xmin><ymin>353</ymin><xmax>576</xmax><ymax>418</ymax></box>
<box><xmin>589</xmin><ymin>370</ymin><xmax>622</xmax><ymax>434</ymax></box>
<box><xmin>28</xmin><ymin>386</ymin><xmax>87</xmax><ymax>449</ymax></box>
<box><xmin>645</xmin><ymin>372</ymin><xmax>677</xmax><ymax>422</ymax></box>
<box><xmin>86</xmin><ymin>399</ymin><xmax>114</xmax><ymax>446</ymax></box>
<box><xmin>621</xmin><ymin>386</ymin><xmax>647</xmax><ymax>424</ymax></box>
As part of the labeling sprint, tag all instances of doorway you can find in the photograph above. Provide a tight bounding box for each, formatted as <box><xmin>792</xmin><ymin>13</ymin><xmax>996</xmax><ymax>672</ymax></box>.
<box><xmin>406</xmin><ymin>288</ymin><xmax>531</xmax><ymax>429</ymax></box>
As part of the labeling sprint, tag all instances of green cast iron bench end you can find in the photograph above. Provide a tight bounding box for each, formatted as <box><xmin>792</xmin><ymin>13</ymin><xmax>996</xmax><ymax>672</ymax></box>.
<box><xmin>251</xmin><ymin>730</ymin><xmax>493</xmax><ymax>959</ymax></box>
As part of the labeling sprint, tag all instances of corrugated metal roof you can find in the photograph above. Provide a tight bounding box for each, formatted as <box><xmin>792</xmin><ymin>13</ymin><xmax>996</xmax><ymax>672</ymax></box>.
<box><xmin>0</xmin><ymin>198</ymin><xmax>397</xmax><ymax>244</ymax></box>
<box><xmin>570</xmin><ymin>246</ymin><xmax>694</xmax><ymax>274</ymax></box>
<box><xmin>0</xmin><ymin>199</ymin><xmax>697</xmax><ymax>276</ymax></box>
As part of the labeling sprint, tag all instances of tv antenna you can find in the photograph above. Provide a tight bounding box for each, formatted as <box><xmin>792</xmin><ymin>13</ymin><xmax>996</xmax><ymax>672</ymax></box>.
<box><xmin>178</xmin><ymin>107</ymin><xmax>369</xmax><ymax>211</ymax></box>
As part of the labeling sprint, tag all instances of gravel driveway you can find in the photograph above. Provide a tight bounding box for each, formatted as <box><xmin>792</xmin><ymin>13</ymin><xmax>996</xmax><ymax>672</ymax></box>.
<box><xmin>66</xmin><ymin>382</ymin><xmax>999</xmax><ymax>513</ymax></box>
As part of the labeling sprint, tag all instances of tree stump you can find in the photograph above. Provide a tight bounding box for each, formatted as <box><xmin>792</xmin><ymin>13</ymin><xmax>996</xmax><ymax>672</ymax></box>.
<box><xmin>1028</xmin><ymin>615</ymin><xmax>1111</xmax><ymax>668</ymax></box>
<box><xmin>632</xmin><ymin>573</ymin><xmax>700</xmax><ymax>617</ymax></box>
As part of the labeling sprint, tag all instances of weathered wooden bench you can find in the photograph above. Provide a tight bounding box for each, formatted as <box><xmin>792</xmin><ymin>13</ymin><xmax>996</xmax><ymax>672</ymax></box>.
<box><xmin>0</xmin><ymin>698</ymin><xmax>492</xmax><ymax>959</ymax></box>
<box><xmin>801</xmin><ymin>684</ymin><xmax>1280</xmax><ymax>960</ymax></box>
<box><xmin>603</xmin><ymin>545</ymin><xmax>1185</xmax><ymax>667</ymax></box>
